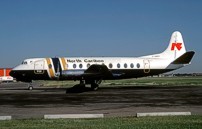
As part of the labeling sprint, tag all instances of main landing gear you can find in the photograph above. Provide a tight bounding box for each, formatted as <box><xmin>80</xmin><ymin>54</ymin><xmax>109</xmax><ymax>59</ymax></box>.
<box><xmin>78</xmin><ymin>79</ymin><xmax>101</xmax><ymax>91</ymax></box>
<box><xmin>66</xmin><ymin>79</ymin><xmax>102</xmax><ymax>93</ymax></box>
<box><xmin>91</xmin><ymin>83</ymin><xmax>99</xmax><ymax>91</ymax></box>
<box><xmin>90</xmin><ymin>80</ymin><xmax>102</xmax><ymax>91</ymax></box>
<box><xmin>79</xmin><ymin>80</ymin><xmax>85</xmax><ymax>88</ymax></box>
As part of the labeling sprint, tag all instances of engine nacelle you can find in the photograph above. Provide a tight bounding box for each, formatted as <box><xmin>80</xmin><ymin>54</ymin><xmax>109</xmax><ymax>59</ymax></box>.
<box><xmin>61</xmin><ymin>70</ymin><xmax>85</xmax><ymax>77</ymax></box>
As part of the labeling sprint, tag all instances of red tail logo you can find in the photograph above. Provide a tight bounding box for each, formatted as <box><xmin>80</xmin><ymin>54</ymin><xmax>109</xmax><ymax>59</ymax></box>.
<box><xmin>171</xmin><ymin>43</ymin><xmax>182</xmax><ymax>51</ymax></box>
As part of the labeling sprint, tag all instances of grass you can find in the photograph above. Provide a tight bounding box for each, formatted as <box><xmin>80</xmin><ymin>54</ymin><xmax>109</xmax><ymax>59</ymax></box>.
<box><xmin>0</xmin><ymin>116</ymin><xmax>202</xmax><ymax>129</ymax></box>
<box><xmin>104</xmin><ymin>76</ymin><xmax>202</xmax><ymax>86</ymax></box>
<box><xmin>37</xmin><ymin>76</ymin><xmax>202</xmax><ymax>87</ymax></box>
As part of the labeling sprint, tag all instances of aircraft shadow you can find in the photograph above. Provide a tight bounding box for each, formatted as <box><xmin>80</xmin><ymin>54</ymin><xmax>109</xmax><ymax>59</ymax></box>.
<box><xmin>66</xmin><ymin>84</ymin><xmax>93</xmax><ymax>93</ymax></box>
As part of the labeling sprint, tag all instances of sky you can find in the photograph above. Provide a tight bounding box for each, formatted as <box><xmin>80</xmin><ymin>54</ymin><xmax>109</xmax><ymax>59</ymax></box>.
<box><xmin>0</xmin><ymin>0</ymin><xmax>201</xmax><ymax>73</ymax></box>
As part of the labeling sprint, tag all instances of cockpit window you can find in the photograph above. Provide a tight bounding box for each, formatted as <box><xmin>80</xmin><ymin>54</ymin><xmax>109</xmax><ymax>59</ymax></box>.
<box><xmin>21</xmin><ymin>61</ymin><xmax>28</xmax><ymax>65</ymax></box>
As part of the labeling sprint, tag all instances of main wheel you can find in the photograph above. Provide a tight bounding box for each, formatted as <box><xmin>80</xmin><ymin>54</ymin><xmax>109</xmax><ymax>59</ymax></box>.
<box><xmin>91</xmin><ymin>83</ymin><xmax>99</xmax><ymax>91</ymax></box>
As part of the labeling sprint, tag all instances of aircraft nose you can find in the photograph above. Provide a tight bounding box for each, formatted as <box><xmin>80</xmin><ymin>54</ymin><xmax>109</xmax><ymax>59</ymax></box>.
<box><xmin>9</xmin><ymin>70</ymin><xmax>16</xmax><ymax>78</ymax></box>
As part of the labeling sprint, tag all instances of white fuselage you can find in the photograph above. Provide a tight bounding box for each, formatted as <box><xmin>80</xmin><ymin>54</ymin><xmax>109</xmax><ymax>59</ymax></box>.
<box><xmin>10</xmin><ymin>56</ymin><xmax>183</xmax><ymax>82</ymax></box>
<box><xmin>9</xmin><ymin>31</ymin><xmax>193</xmax><ymax>87</ymax></box>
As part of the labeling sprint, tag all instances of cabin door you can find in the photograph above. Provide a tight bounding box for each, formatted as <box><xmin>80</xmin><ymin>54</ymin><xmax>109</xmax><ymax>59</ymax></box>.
<box><xmin>34</xmin><ymin>60</ymin><xmax>45</xmax><ymax>74</ymax></box>
<box><xmin>143</xmin><ymin>60</ymin><xmax>150</xmax><ymax>73</ymax></box>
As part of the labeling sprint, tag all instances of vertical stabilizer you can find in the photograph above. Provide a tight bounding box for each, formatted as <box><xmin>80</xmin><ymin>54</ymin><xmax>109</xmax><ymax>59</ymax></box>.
<box><xmin>162</xmin><ymin>31</ymin><xmax>186</xmax><ymax>59</ymax></box>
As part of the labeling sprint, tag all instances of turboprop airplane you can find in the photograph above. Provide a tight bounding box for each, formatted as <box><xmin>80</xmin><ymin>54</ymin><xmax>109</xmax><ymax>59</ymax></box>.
<box><xmin>10</xmin><ymin>31</ymin><xmax>195</xmax><ymax>90</ymax></box>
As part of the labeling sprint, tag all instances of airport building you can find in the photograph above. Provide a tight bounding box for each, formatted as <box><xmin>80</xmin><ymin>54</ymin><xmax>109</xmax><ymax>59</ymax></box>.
<box><xmin>0</xmin><ymin>68</ymin><xmax>14</xmax><ymax>82</ymax></box>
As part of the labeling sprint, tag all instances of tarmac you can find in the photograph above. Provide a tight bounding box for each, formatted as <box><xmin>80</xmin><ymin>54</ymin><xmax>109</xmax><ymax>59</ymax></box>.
<box><xmin>0</xmin><ymin>82</ymin><xmax>202</xmax><ymax>119</ymax></box>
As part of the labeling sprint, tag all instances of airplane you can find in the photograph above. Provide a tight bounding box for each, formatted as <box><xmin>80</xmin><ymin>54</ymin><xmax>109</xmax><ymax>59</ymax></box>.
<box><xmin>10</xmin><ymin>31</ymin><xmax>195</xmax><ymax>90</ymax></box>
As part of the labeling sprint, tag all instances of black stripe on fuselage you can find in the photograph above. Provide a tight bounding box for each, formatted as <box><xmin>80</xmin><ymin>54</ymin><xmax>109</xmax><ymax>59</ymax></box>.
<box><xmin>51</xmin><ymin>58</ymin><xmax>62</xmax><ymax>74</ymax></box>
<box><xmin>10</xmin><ymin>69</ymin><xmax>174</xmax><ymax>82</ymax></box>
<box><xmin>108</xmin><ymin>69</ymin><xmax>174</xmax><ymax>79</ymax></box>
<box><xmin>10</xmin><ymin>70</ymin><xmax>50</xmax><ymax>82</ymax></box>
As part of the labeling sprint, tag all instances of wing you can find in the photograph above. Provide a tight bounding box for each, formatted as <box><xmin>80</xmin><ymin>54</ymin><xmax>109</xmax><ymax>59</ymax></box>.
<box><xmin>83</xmin><ymin>64</ymin><xmax>111</xmax><ymax>78</ymax></box>
<box><xmin>61</xmin><ymin>64</ymin><xmax>117</xmax><ymax>80</ymax></box>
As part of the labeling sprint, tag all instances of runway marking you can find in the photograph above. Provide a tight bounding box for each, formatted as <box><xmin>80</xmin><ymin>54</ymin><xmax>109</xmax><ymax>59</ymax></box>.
<box><xmin>44</xmin><ymin>114</ymin><xmax>104</xmax><ymax>119</ymax></box>
<box><xmin>0</xmin><ymin>116</ymin><xmax>12</xmax><ymax>120</ymax></box>
<box><xmin>136</xmin><ymin>112</ymin><xmax>191</xmax><ymax>117</ymax></box>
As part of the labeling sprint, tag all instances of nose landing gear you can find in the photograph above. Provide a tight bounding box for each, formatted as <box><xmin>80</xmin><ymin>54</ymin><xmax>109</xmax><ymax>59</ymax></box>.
<box><xmin>28</xmin><ymin>83</ymin><xmax>33</xmax><ymax>90</ymax></box>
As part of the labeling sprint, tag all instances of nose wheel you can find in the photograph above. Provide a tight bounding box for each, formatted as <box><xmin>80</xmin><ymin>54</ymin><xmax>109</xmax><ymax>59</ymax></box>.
<box><xmin>28</xmin><ymin>83</ymin><xmax>33</xmax><ymax>90</ymax></box>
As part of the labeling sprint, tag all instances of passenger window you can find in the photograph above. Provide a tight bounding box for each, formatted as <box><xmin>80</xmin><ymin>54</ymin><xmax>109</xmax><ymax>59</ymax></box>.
<box><xmin>87</xmin><ymin>63</ymin><xmax>90</xmax><ymax>68</ymax></box>
<box><xmin>124</xmin><ymin>63</ymin><xmax>127</xmax><ymax>68</ymax></box>
<box><xmin>109</xmin><ymin>63</ymin><xmax>113</xmax><ymax>68</ymax></box>
<box><xmin>130</xmin><ymin>63</ymin><xmax>134</xmax><ymax>68</ymax></box>
<box><xmin>137</xmin><ymin>63</ymin><xmax>140</xmax><ymax>68</ymax></box>
<box><xmin>117</xmin><ymin>63</ymin><xmax>120</xmax><ymax>68</ymax></box>
<box><xmin>79</xmin><ymin>64</ymin><xmax>83</xmax><ymax>69</ymax></box>
<box><xmin>73</xmin><ymin>64</ymin><xmax>76</xmax><ymax>69</ymax></box>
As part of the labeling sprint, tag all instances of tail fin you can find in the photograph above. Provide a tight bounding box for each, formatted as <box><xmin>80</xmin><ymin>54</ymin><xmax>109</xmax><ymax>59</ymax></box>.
<box><xmin>162</xmin><ymin>31</ymin><xmax>186</xmax><ymax>59</ymax></box>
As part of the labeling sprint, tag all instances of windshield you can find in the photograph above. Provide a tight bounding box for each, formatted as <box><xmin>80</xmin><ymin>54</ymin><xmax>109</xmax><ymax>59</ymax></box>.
<box><xmin>21</xmin><ymin>61</ymin><xmax>28</xmax><ymax>65</ymax></box>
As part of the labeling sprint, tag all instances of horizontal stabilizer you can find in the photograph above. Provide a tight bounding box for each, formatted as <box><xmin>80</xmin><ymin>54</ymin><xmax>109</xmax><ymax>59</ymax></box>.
<box><xmin>172</xmin><ymin>51</ymin><xmax>195</xmax><ymax>64</ymax></box>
